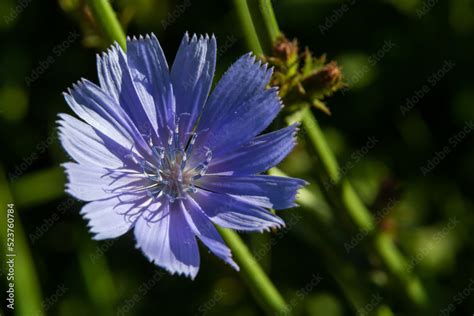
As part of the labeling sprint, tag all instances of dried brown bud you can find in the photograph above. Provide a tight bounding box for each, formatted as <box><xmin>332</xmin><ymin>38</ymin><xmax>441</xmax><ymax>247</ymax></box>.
<box><xmin>304</xmin><ymin>61</ymin><xmax>342</xmax><ymax>91</ymax></box>
<box><xmin>273</xmin><ymin>36</ymin><xmax>299</xmax><ymax>63</ymax></box>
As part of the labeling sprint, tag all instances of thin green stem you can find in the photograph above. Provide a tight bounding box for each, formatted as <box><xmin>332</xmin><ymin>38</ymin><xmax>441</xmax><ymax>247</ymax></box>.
<box><xmin>234</xmin><ymin>0</ymin><xmax>270</xmax><ymax>275</ymax></box>
<box><xmin>375</xmin><ymin>233</ymin><xmax>428</xmax><ymax>306</ymax></box>
<box><xmin>243</xmin><ymin>0</ymin><xmax>429</xmax><ymax>310</ymax></box>
<box><xmin>272</xmin><ymin>168</ymin><xmax>394</xmax><ymax>316</ymax></box>
<box><xmin>246</xmin><ymin>0</ymin><xmax>282</xmax><ymax>53</ymax></box>
<box><xmin>301</xmin><ymin>108</ymin><xmax>374</xmax><ymax>232</ymax></box>
<box><xmin>301</xmin><ymin>106</ymin><xmax>428</xmax><ymax>308</ymax></box>
<box><xmin>86</xmin><ymin>0</ymin><xmax>126</xmax><ymax>49</ymax></box>
<box><xmin>218</xmin><ymin>228</ymin><xmax>289</xmax><ymax>315</ymax></box>
<box><xmin>233</xmin><ymin>0</ymin><xmax>264</xmax><ymax>54</ymax></box>
<box><xmin>234</xmin><ymin>1</ymin><xmax>383</xmax><ymax>313</ymax></box>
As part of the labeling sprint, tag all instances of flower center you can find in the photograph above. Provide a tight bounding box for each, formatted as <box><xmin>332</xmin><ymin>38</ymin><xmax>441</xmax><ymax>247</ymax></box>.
<box><xmin>140</xmin><ymin>124</ymin><xmax>211</xmax><ymax>203</ymax></box>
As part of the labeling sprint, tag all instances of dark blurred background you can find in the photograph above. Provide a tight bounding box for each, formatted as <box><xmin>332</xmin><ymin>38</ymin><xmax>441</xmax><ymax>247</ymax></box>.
<box><xmin>0</xmin><ymin>0</ymin><xmax>473</xmax><ymax>315</ymax></box>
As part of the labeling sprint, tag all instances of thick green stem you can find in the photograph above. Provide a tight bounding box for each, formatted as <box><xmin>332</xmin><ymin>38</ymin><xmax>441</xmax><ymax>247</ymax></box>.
<box><xmin>86</xmin><ymin>0</ymin><xmax>126</xmax><ymax>49</ymax></box>
<box><xmin>218</xmin><ymin>228</ymin><xmax>289</xmax><ymax>315</ymax></box>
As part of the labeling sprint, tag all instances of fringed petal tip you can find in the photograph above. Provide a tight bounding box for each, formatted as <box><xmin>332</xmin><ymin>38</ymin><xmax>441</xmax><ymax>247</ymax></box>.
<box><xmin>126</xmin><ymin>33</ymin><xmax>159</xmax><ymax>44</ymax></box>
<box><xmin>292</xmin><ymin>178</ymin><xmax>309</xmax><ymax>198</ymax></box>
<box><xmin>290</xmin><ymin>123</ymin><xmax>301</xmax><ymax>147</ymax></box>
<box><xmin>63</xmin><ymin>77</ymin><xmax>96</xmax><ymax>97</ymax></box>
<box><xmin>137</xmin><ymin>246</ymin><xmax>200</xmax><ymax>280</ymax></box>
<box><xmin>228</xmin><ymin>216</ymin><xmax>286</xmax><ymax>234</ymax></box>
<box><xmin>181</xmin><ymin>31</ymin><xmax>216</xmax><ymax>43</ymax></box>
<box><xmin>241</xmin><ymin>51</ymin><xmax>274</xmax><ymax>78</ymax></box>
<box><xmin>289</xmin><ymin>178</ymin><xmax>310</xmax><ymax>207</ymax></box>
<box><xmin>258</xmin><ymin>220</ymin><xmax>286</xmax><ymax>233</ymax></box>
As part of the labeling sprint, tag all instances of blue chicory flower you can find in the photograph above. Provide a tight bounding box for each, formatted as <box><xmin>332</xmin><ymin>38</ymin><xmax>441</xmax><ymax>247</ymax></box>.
<box><xmin>58</xmin><ymin>33</ymin><xmax>306</xmax><ymax>279</ymax></box>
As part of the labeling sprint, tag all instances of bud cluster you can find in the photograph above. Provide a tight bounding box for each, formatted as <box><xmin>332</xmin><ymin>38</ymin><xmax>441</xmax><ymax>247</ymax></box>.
<box><xmin>263</xmin><ymin>36</ymin><xmax>345</xmax><ymax>115</ymax></box>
